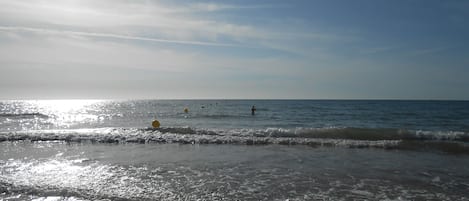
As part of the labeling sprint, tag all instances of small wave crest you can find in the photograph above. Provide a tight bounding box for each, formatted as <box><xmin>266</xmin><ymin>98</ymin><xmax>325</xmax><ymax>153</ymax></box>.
<box><xmin>250</xmin><ymin>127</ymin><xmax>469</xmax><ymax>142</ymax></box>
<box><xmin>0</xmin><ymin>127</ymin><xmax>468</xmax><ymax>154</ymax></box>
<box><xmin>140</xmin><ymin>127</ymin><xmax>469</xmax><ymax>142</ymax></box>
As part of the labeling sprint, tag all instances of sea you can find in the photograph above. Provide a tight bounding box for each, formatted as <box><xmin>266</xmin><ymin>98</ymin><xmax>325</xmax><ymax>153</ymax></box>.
<box><xmin>0</xmin><ymin>99</ymin><xmax>468</xmax><ymax>201</ymax></box>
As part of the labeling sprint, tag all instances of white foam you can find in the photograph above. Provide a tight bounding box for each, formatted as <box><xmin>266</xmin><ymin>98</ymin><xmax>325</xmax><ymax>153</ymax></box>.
<box><xmin>1</xmin><ymin>127</ymin><xmax>468</xmax><ymax>153</ymax></box>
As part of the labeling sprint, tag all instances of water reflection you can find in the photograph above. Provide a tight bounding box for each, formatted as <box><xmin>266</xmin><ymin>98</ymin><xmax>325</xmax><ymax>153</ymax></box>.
<box><xmin>2</xmin><ymin>142</ymin><xmax>468</xmax><ymax>200</ymax></box>
<box><xmin>1</xmin><ymin>100</ymin><xmax>105</xmax><ymax>130</ymax></box>
<box><xmin>34</xmin><ymin>100</ymin><xmax>104</xmax><ymax>129</ymax></box>
<box><xmin>2</xmin><ymin>158</ymin><xmax>114</xmax><ymax>198</ymax></box>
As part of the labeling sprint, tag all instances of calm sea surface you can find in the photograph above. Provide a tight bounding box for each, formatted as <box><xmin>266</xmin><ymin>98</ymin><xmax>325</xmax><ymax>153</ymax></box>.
<box><xmin>1</xmin><ymin>100</ymin><xmax>468</xmax><ymax>200</ymax></box>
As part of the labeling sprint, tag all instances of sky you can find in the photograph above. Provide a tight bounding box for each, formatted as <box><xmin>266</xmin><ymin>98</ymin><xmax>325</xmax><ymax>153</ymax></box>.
<box><xmin>0</xmin><ymin>0</ymin><xmax>468</xmax><ymax>100</ymax></box>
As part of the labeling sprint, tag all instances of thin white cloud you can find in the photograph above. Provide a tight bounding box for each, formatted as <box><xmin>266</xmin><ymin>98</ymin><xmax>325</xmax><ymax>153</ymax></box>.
<box><xmin>187</xmin><ymin>3</ymin><xmax>281</xmax><ymax>12</ymax></box>
<box><xmin>189</xmin><ymin>3</ymin><xmax>240</xmax><ymax>12</ymax></box>
<box><xmin>357</xmin><ymin>46</ymin><xmax>400</xmax><ymax>55</ymax></box>
<box><xmin>0</xmin><ymin>26</ymin><xmax>246</xmax><ymax>48</ymax></box>
<box><xmin>0</xmin><ymin>0</ymin><xmax>347</xmax><ymax>55</ymax></box>
<box><xmin>0</xmin><ymin>0</ymin><xmax>268</xmax><ymax>40</ymax></box>
<box><xmin>0</xmin><ymin>28</ymin><xmax>311</xmax><ymax>78</ymax></box>
<box><xmin>409</xmin><ymin>46</ymin><xmax>452</xmax><ymax>56</ymax></box>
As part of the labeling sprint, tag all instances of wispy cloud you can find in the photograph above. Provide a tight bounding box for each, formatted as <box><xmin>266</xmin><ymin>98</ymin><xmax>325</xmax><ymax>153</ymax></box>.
<box><xmin>0</xmin><ymin>0</ymin><xmax>350</xmax><ymax>57</ymax></box>
<box><xmin>357</xmin><ymin>46</ymin><xmax>400</xmax><ymax>55</ymax></box>
<box><xmin>0</xmin><ymin>0</ymin><xmax>269</xmax><ymax>41</ymax></box>
<box><xmin>409</xmin><ymin>46</ymin><xmax>452</xmax><ymax>56</ymax></box>
<box><xmin>187</xmin><ymin>3</ymin><xmax>280</xmax><ymax>12</ymax></box>
<box><xmin>0</xmin><ymin>26</ymin><xmax>246</xmax><ymax>48</ymax></box>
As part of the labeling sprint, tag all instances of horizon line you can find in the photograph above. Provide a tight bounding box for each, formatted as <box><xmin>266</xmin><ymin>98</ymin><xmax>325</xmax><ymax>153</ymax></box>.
<box><xmin>1</xmin><ymin>98</ymin><xmax>467</xmax><ymax>101</ymax></box>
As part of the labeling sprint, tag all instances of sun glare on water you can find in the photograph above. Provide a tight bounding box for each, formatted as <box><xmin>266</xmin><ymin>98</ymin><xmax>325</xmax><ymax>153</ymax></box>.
<box><xmin>27</xmin><ymin>99</ymin><xmax>105</xmax><ymax>129</ymax></box>
<box><xmin>33</xmin><ymin>99</ymin><xmax>103</xmax><ymax>113</ymax></box>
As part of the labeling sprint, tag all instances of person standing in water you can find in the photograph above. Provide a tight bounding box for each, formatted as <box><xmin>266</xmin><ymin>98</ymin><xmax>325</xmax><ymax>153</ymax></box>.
<box><xmin>251</xmin><ymin>105</ymin><xmax>256</xmax><ymax>115</ymax></box>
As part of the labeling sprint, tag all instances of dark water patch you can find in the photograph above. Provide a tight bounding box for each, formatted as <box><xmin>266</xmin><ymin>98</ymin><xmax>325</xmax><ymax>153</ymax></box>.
<box><xmin>0</xmin><ymin>182</ymin><xmax>94</xmax><ymax>201</ymax></box>
<box><xmin>398</xmin><ymin>140</ymin><xmax>469</xmax><ymax>155</ymax></box>
<box><xmin>0</xmin><ymin>113</ymin><xmax>49</xmax><ymax>119</ymax></box>
<box><xmin>197</xmin><ymin>114</ymin><xmax>239</xmax><ymax>119</ymax></box>
<box><xmin>270</xmin><ymin>127</ymin><xmax>406</xmax><ymax>140</ymax></box>
<box><xmin>143</xmin><ymin>127</ymin><xmax>198</xmax><ymax>135</ymax></box>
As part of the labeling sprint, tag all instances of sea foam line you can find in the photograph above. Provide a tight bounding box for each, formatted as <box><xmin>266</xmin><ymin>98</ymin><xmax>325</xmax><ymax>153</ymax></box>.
<box><xmin>0</xmin><ymin>128</ymin><xmax>400</xmax><ymax>149</ymax></box>
<box><xmin>0</xmin><ymin>128</ymin><xmax>468</xmax><ymax>153</ymax></box>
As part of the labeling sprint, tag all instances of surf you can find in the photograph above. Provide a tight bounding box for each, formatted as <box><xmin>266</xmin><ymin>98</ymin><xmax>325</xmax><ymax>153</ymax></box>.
<box><xmin>1</xmin><ymin>127</ymin><xmax>468</xmax><ymax>154</ymax></box>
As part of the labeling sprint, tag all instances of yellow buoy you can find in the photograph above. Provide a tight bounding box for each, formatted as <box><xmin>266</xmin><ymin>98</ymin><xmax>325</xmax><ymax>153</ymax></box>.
<box><xmin>184</xmin><ymin>108</ymin><xmax>189</xmax><ymax>113</ymax></box>
<box><xmin>152</xmin><ymin>120</ymin><xmax>160</xmax><ymax>128</ymax></box>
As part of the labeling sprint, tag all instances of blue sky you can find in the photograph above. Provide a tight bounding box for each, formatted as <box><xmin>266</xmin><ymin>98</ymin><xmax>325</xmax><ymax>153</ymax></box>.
<box><xmin>0</xmin><ymin>0</ymin><xmax>468</xmax><ymax>99</ymax></box>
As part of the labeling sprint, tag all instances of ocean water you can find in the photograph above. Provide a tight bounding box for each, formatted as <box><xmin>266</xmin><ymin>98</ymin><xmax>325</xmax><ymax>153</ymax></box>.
<box><xmin>1</xmin><ymin>100</ymin><xmax>469</xmax><ymax>200</ymax></box>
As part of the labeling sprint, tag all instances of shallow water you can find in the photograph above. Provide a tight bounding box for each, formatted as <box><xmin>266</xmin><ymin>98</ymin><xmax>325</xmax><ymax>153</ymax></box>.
<box><xmin>1</xmin><ymin>142</ymin><xmax>469</xmax><ymax>201</ymax></box>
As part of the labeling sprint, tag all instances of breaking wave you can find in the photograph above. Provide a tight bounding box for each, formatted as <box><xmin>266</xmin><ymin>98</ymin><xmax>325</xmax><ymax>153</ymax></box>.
<box><xmin>0</xmin><ymin>127</ymin><xmax>468</xmax><ymax>154</ymax></box>
<box><xmin>149</xmin><ymin>127</ymin><xmax>469</xmax><ymax>142</ymax></box>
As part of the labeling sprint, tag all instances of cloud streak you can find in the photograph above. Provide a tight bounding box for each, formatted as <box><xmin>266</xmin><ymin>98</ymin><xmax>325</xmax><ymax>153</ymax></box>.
<box><xmin>0</xmin><ymin>0</ymin><xmax>357</xmax><ymax>58</ymax></box>
<box><xmin>0</xmin><ymin>0</ymin><xmax>269</xmax><ymax>40</ymax></box>
<box><xmin>0</xmin><ymin>26</ymin><xmax>248</xmax><ymax>48</ymax></box>
<box><xmin>187</xmin><ymin>3</ymin><xmax>282</xmax><ymax>12</ymax></box>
